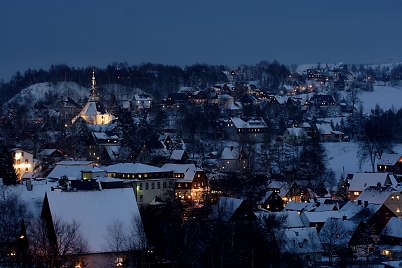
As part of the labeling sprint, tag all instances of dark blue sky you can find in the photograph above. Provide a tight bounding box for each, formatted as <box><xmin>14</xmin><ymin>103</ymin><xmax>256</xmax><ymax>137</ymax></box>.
<box><xmin>1</xmin><ymin>1</ymin><xmax>402</xmax><ymax>81</ymax></box>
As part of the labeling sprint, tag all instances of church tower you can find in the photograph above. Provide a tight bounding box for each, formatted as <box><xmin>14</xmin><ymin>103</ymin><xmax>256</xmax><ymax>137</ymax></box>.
<box><xmin>72</xmin><ymin>69</ymin><xmax>115</xmax><ymax>126</ymax></box>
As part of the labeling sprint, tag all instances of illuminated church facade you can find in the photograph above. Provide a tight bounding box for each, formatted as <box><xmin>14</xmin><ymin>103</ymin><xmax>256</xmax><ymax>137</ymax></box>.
<box><xmin>72</xmin><ymin>70</ymin><xmax>115</xmax><ymax>125</ymax></box>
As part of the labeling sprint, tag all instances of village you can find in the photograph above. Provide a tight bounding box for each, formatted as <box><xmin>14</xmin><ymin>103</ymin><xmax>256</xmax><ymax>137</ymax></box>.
<box><xmin>1</xmin><ymin>62</ymin><xmax>402</xmax><ymax>267</ymax></box>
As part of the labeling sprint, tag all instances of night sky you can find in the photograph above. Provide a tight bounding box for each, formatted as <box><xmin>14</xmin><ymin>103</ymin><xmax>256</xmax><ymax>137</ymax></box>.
<box><xmin>1</xmin><ymin>1</ymin><xmax>402</xmax><ymax>81</ymax></box>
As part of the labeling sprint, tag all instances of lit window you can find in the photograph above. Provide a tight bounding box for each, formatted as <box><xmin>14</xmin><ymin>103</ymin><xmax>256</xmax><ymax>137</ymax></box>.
<box><xmin>354</xmin><ymin>192</ymin><xmax>359</xmax><ymax>196</ymax></box>
<box><xmin>392</xmin><ymin>196</ymin><xmax>395</xmax><ymax>200</ymax></box>
<box><xmin>397</xmin><ymin>196</ymin><xmax>400</xmax><ymax>200</ymax></box>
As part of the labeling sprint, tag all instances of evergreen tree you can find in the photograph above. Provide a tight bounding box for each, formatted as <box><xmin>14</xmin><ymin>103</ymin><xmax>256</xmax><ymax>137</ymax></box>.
<box><xmin>0</xmin><ymin>147</ymin><xmax>18</xmax><ymax>185</ymax></box>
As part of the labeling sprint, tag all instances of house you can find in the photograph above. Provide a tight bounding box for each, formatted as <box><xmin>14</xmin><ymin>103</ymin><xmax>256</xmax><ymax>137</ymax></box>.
<box><xmin>11</xmin><ymin>149</ymin><xmax>34</xmax><ymax>180</ymax></box>
<box><xmin>165</xmin><ymin>92</ymin><xmax>188</xmax><ymax>107</ymax></box>
<box><xmin>257</xmin><ymin>191</ymin><xmax>284</xmax><ymax>211</ymax></box>
<box><xmin>161</xmin><ymin>163</ymin><xmax>208</xmax><ymax>204</ymax></box>
<box><xmin>356</xmin><ymin>185</ymin><xmax>402</xmax><ymax>218</ymax></box>
<box><xmin>103</xmin><ymin>163</ymin><xmax>174</xmax><ymax>208</ymax></box>
<box><xmin>300</xmin><ymin>210</ymin><xmax>340</xmax><ymax>231</ymax></box>
<box><xmin>88</xmin><ymin>132</ymin><xmax>120</xmax><ymax>164</ymax></box>
<box><xmin>132</xmin><ymin>94</ymin><xmax>152</xmax><ymax>110</ymax></box>
<box><xmin>319</xmin><ymin>217</ymin><xmax>360</xmax><ymax>256</ymax></box>
<box><xmin>273</xmin><ymin>227</ymin><xmax>324</xmax><ymax>263</ymax></box>
<box><xmin>217</xmin><ymin>94</ymin><xmax>234</xmax><ymax>109</ymax></box>
<box><xmin>283</xmin><ymin>127</ymin><xmax>307</xmax><ymax>145</ymax></box>
<box><xmin>55</xmin><ymin>96</ymin><xmax>82</xmax><ymax>120</ymax></box>
<box><xmin>377</xmin><ymin>154</ymin><xmax>402</xmax><ymax>176</ymax></box>
<box><xmin>36</xmin><ymin>188</ymin><xmax>146</xmax><ymax>267</ymax></box>
<box><xmin>209</xmin><ymin>197</ymin><xmax>257</xmax><ymax>222</ymax></box>
<box><xmin>307</xmin><ymin>94</ymin><xmax>336</xmax><ymax>106</ymax></box>
<box><xmin>239</xmin><ymin>94</ymin><xmax>259</xmax><ymax>107</ymax></box>
<box><xmin>378</xmin><ymin>217</ymin><xmax>402</xmax><ymax>260</ymax></box>
<box><xmin>348</xmin><ymin>172</ymin><xmax>395</xmax><ymax>201</ymax></box>
<box><xmin>285</xmin><ymin>201</ymin><xmax>316</xmax><ymax>214</ymax></box>
<box><xmin>224</xmin><ymin>101</ymin><xmax>242</xmax><ymax>117</ymax></box>
<box><xmin>314</xmin><ymin>123</ymin><xmax>344</xmax><ymax>142</ymax></box>
<box><xmin>266</xmin><ymin>181</ymin><xmax>303</xmax><ymax>202</ymax></box>
<box><xmin>219</xmin><ymin>146</ymin><xmax>248</xmax><ymax>173</ymax></box>
<box><xmin>224</xmin><ymin>117</ymin><xmax>268</xmax><ymax>142</ymax></box>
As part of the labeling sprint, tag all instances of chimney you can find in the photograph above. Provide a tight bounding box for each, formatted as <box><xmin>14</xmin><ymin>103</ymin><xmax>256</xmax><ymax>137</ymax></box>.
<box><xmin>357</xmin><ymin>200</ymin><xmax>362</xmax><ymax>205</ymax></box>
<box><xmin>230</xmin><ymin>146</ymin><xmax>233</xmax><ymax>151</ymax></box>
<box><xmin>364</xmin><ymin>200</ymin><xmax>369</xmax><ymax>208</ymax></box>
<box><xmin>342</xmin><ymin>215</ymin><xmax>347</xmax><ymax>221</ymax></box>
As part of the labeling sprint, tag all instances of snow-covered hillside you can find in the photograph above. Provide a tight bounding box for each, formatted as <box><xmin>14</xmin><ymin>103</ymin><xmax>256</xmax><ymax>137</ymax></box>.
<box><xmin>2</xmin><ymin>81</ymin><xmax>145</xmax><ymax>113</ymax></box>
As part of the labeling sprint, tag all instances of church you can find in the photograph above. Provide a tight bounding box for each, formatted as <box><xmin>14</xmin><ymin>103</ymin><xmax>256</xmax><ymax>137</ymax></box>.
<box><xmin>72</xmin><ymin>70</ymin><xmax>115</xmax><ymax>125</ymax></box>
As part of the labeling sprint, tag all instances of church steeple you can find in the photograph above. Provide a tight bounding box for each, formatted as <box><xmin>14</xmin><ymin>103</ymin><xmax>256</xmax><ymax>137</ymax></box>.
<box><xmin>89</xmin><ymin>68</ymin><xmax>100</xmax><ymax>101</ymax></box>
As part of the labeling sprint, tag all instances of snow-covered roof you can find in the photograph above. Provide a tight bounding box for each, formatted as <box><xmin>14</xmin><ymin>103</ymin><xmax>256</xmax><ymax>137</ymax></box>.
<box><xmin>170</xmin><ymin>149</ymin><xmax>186</xmax><ymax>160</ymax></box>
<box><xmin>285</xmin><ymin>201</ymin><xmax>316</xmax><ymax>212</ymax></box>
<box><xmin>381</xmin><ymin>217</ymin><xmax>402</xmax><ymax>239</ymax></box>
<box><xmin>348</xmin><ymin>173</ymin><xmax>392</xmax><ymax>192</ymax></box>
<box><xmin>313</xmin><ymin>203</ymin><xmax>337</xmax><ymax>212</ymax></box>
<box><xmin>45</xmin><ymin>188</ymin><xmax>145</xmax><ymax>253</ymax></box>
<box><xmin>316</xmin><ymin>123</ymin><xmax>333</xmax><ymax>135</ymax></box>
<box><xmin>103</xmin><ymin>163</ymin><xmax>172</xmax><ymax>174</ymax></box>
<box><xmin>274</xmin><ymin>227</ymin><xmax>323</xmax><ymax>254</ymax></box>
<box><xmin>377</xmin><ymin>154</ymin><xmax>402</xmax><ymax>165</ymax></box>
<box><xmin>56</xmin><ymin>161</ymin><xmax>96</xmax><ymax>166</ymax></box>
<box><xmin>220</xmin><ymin>147</ymin><xmax>240</xmax><ymax>160</ymax></box>
<box><xmin>47</xmin><ymin>166</ymin><xmax>106</xmax><ymax>180</ymax></box>
<box><xmin>38</xmin><ymin>149</ymin><xmax>59</xmax><ymax>156</ymax></box>
<box><xmin>92</xmin><ymin>132</ymin><xmax>118</xmax><ymax>140</ymax></box>
<box><xmin>301</xmin><ymin>210</ymin><xmax>340</xmax><ymax>223</ymax></box>
<box><xmin>286</xmin><ymin>127</ymin><xmax>306</xmax><ymax>137</ymax></box>
<box><xmin>356</xmin><ymin>186</ymin><xmax>397</xmax><ymax>204</ymax></box>
<box><xmin>229</xmin><ymin>117</ymin><xmax>267</xmax><ymax>129</ymax></box>
<box><xmin>225</xmin><ymin>101</ymin><xmax>242</xmax><ymax>110</ymax></box>
<box><xmin>161</xmin><ymin>164</ymin><xmax>197</xmax><ymax>182</ymax></box>
<box><xmin>209</xmin><ymin>197</ymin><xmax>243</xmax><ymax>221</ymax></box>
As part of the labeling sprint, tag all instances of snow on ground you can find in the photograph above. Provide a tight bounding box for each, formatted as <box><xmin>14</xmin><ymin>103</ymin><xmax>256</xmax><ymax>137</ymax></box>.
<box><xmin>360</xmin><ymin>85</ymin><xmax>402</xmax><ymax>113</ymax></box>
<box><xmin>325</xmin><ymin>142</ymin><xmax>402</xmax><ymax>179</ymax></box>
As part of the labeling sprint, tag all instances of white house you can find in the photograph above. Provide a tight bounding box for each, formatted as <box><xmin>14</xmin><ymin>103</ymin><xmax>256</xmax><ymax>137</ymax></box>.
<box><xmin>12</xmin><ymin>149</ymin><xmax>34</xmax><ymax>180</ymax></box>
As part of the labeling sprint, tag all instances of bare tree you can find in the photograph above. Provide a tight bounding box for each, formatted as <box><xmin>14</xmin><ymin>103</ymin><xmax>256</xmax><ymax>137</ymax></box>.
<box><xmin>0</xmin><ymin>186</ymin><xmax>29</xmax><ymax>267</ymax></box>
<box><xmin>105</xmin><ymin>214</ymin><xmax>147</xmax><ymax>267</ymax></box>
<box><xmin>319</xmin><ymin>217</ymin><xmax>347</xmax><ymax>265</ymax></box>
<box><xmin>26</xmin><ymin>217</ymin><xmax>88</xmax><ymax>268</ymax></box>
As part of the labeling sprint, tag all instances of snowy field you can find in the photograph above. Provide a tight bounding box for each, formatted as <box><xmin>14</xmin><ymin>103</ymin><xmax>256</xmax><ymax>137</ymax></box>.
<box><xmin>360</xmin><ymin>85</ymin><xmax>402</xmax><ymax>113</ymax></box>
<box><xmin>325</xmin><ymin>142</ymin><xmax>402</xmax><ymax>179</ymax></box>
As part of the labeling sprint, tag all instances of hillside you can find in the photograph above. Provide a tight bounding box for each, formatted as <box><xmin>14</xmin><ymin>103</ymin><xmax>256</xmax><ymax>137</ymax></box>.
<box><xmin>2</xmin><ymin>81</ymin><xmax>145</xmax><ymax>114</ymax></box>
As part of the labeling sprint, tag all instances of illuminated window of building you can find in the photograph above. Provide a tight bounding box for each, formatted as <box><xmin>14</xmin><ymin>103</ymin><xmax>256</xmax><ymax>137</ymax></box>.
<box><xmin>138</xmin><ymin>174</ymin><xmax>142</xmax><ymax>178</ymax></box>
<box><xmin>17</xmin><ymin>159</ymin><xmax>20</xmax><ymax>164</ymax></box>
<box><xmin>197</xmin><ymin>173</ymin><xmax>200</xmax><ymax>177</ymax></box>
<box><xmin>185</xmin><ymin>183</ymin><xmax>188</xmax><ymax>187</ymax></box>
<box><xmin>25</xmin><ymin>168</ymin><xmax>28</xmax><ymax>172</ymax></box>
<box><xmin>144</xmin><ymin>174</ymin><xmax>147</xmax><ymax>178</ymax></box>
<box><xmin>397</xmin><ymin>196</ymin><xmax>400</xmax><ymax>200</ymax></box>
<box><xmin>178</xmin><ymin>183</ymin><xmax>181</xmax><ymax>188</ymax></box>
<box><xmin>397</xmin><ymin>207</ymin><xmax>401</xmax><ymax>213</ymax></box>
<box><xmin>354</xmin><ymin>192</ymin><xmax>359</xmax><ymax>196</ymax></box>
<box><xmin>25</xmin><ymin>159</ymin><xmax>28</xmax><ymax>164</ymax></box>
<box><xmin>392</xmin><ymin>196</ymin><xmax>395</xmax><ymax>200</ymax></box>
